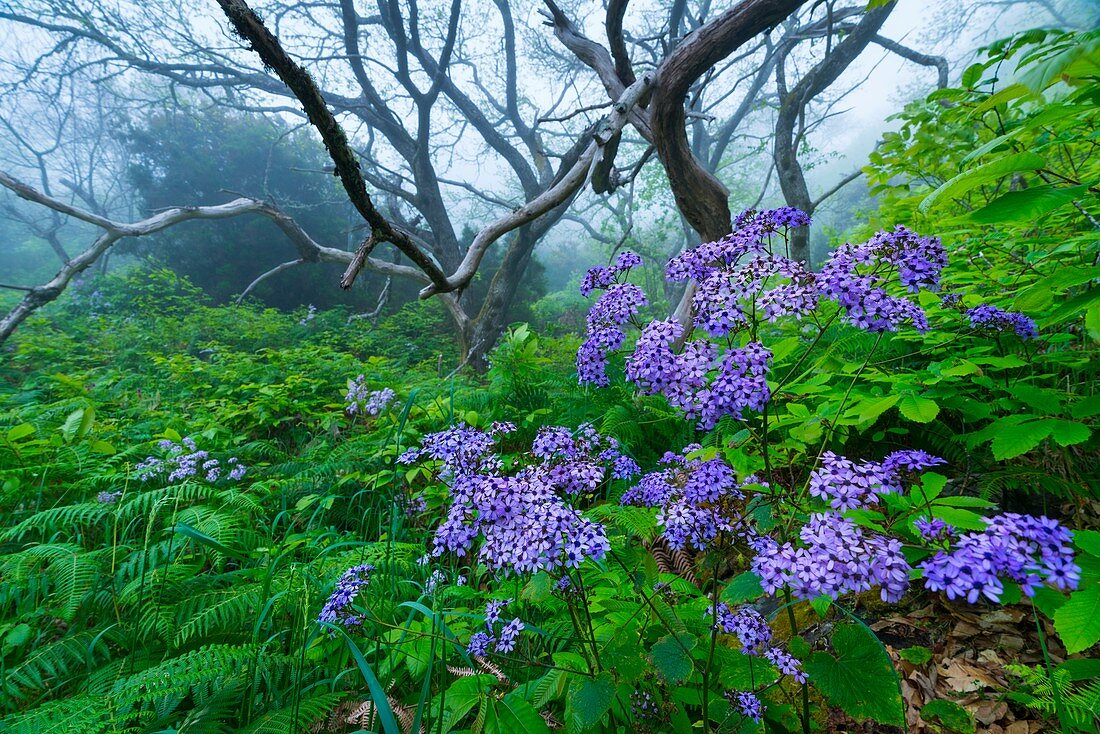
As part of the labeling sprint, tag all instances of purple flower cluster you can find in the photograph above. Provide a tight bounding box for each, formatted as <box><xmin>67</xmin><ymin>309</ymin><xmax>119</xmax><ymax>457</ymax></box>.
<box><xmin>809</xmin><ymin>449</ymin><xmax>945</xmax><ymax>511</ymax></box>
<box><xmin>625</xmin><ymin>319</ymin><xmax>772</xmax><ymax>430</ymax></box>
<box><xmin>576</xmin><ymin>252</ymin><xmax>648</xmax><ymax>386</ymax></box>
<box><xmin>136</xmin><ymin>437</ymin><xmax>246</xmax><ymax>483</ymax></box>
<box><xmin>466</xmin><ymin>598</ymin><xmax>525</xmax><ymax>656</ymax></box>
<box><xmin>920</xmin><ymin>513</ymin><xmax>1079</xmax><ymax>602</ymax></box>
<box><xmin>727</xmin><ymin>690</ymin><xmax>764</xmax><ymax>723</ymax></box>
<box><xmin>710</xmin><ymin>605</ymin><xmax>807</xmax><ymax>683</ymax></box>
<box><xmin>345</xmin><ymin>375</ymin><xmax>396</xmax><ymax>416</ymax></box>
<box><xmin>666</xmin><ymin>209</ymin><xmax>817</xmax><ymax>336</ymax></box>
<box><xmin>965</xmin><ymin>304</ymin><xmax>1039</xmax><ymax>340</ymax></box>
<box><xmin>402</xmin><ymin>423</ymin><xmax>631</xmax><ymax>575</ymax></box>
<box><xmin>817</xmin><ymin>227</ymin><xmax>945</xmax><ymax>332</ymax></box>
<box><xmin>751</xmin><ymin>512</ymin><xmax>911</xmax><ymax>603</ymax></box>
<box><xmin>622</xmin><ymin>445</ymin><xmax>751</xmax><ymax>550</ymax></box>
<box><xmin>318</xmin><ymin>563</ymin><xmax>375</xmax><ymax>627</ymax></box>
<box><xmin>579</xmin><ymin>250</ymin><xmax>644</xmax><ymax>297</ymax></box>
<box><xmin>96</xmin><ymin>490</ymin><xmax>122</xmax><ymax>505</ymax></box>
<box><xmin>915</xmin><ymin>516</ymin><xmax>954</xmax><ymax>543</ymax></box>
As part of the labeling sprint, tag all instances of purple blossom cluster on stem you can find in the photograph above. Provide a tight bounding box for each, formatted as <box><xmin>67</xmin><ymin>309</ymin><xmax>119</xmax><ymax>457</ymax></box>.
<box><xmin>920</xmin><ymin>513</ymin><xmax>1079</xmax><ymax>602</ymax></box>
<box><xmin>135</xmin><ymin>437</ymin><xmax>246</xmax><ymax>483</ymax></box>
<box><xmin>751</xmin><ymin>512</ymin><xmax>912</xmax><ymax>603</ymax></box>
<box><xmin>318</xmin><ymin>563</ymin><xmax>375</xmax><ymax>628</ymax></box>
<box><xmin>399</xmin><ymin>422</ymin><xmax>637</xmax><ymax>575</ymax></box>
<box><xmin>808</xmin><ymin>449</ymin><xmax>946</xmax><ymax>512</ymax></box>
<box><xmin>817</xmin><ymin>226</ymin><xmax>945</xmax><ymax>332</ymax></box>
<box><xmin>621</xmin><ymin>445</ymin><xmax>752</xmax><ymax>550</ymax></box>
<box><xmin>345</xmin><ymin>374</ymin><xmax>396</xmax><ymax>416</ymax></box>
<box><xmin>466</xmin><ymin>598</ymin><xmax>525</xmax><ymax>656</ymax></box>
<box><xmin>576</xmin><ymin>211</ymin><xmax>951</xmax><ymax>430</ymax></box>
<box><xmin>965</xmin><ymin>304</ymin><xmax>1039</xmax><ymax>340</ymax></box>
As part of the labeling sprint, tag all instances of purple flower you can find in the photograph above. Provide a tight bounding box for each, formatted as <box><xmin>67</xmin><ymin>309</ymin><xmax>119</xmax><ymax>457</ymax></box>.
<box><xmin>138</xmin><ymin>438</ymin><xmax>246</xmax><ymax>484</ymax></box>
<box><xmin>920</xmin><ymin>513</ymin><xmax>1078</xmax><ymax>602</ymax></box>
<box><xmin>495</xmin><ymin>618</ymin><xmax>525</xmax><ymax>654</ymax></box>
<box><xmin>915</xmin><ymin>517</ymin><xmax>954</xmax><ymax>542</ymax></box>
<box><xmin>765</xmin><ymin>647</ymin><xmax>807</xmax><ymax>684</ymax></box>
<box><xmin>817</xmin><ymin>226</ymin><xmax>944</xmax><ymax>332</ymax></box>
<box><xmin>730</xmin><ymin>691</ymin><xmax>764</xmax><ymax>723</ymax></box>
<box><xmin>402</xmin><ymin>424</ymin><xmax>617</xmax><ymax>575</ymax></box>
<box><xmin>966</xmin><ymin>304</ymin><xmax>1038</xmax><ymax>340</ymax></box>
<box><xmin>466</xmin><ymin>631</ymin><xmax>493</xmax><ymax>657</ymax></box>
<box><xmin>318</xmin><ymin>564</ymin><xmax>375</xmax><ymax>628</ymax></box>
<box><xmin>96</xmin><ymin>490</ymin><xmax>122</xmax><ymax>505</ymax></box>
<box><xmin>809</xmin><ymin>450</ymin><xmax>945</xmax><ymax>511</ymax></box>
<box><xmin>711</xmin><ymin>605</ymin><xmax>772</xmax><ymax>654</ymax></box>
<box><xmin>622</xmin><ymin>446</ymin><xmax>748</xmax><ymax>550</ymax></box>
<box><xmin>484</xmin><ymin>598</ymin><xmax>511</xmax><ymax>628</ymax></box>
<box><xmin>752</xmin><ymin>512</ymin><xmax>912</xmax><ymax>603</ymax></box>
<box><xmin>345</xmin><ymin>375</ymin><xmax>396</xmax><ymax>416</ymax></box>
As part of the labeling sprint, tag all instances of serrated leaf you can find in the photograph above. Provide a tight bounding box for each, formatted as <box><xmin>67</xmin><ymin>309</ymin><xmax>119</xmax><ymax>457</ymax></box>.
<box><xmin>720</xmin><ymin>572</ymin><xmax>763</xmax><ymax>605</ymax></box>
<box><xmin>566</xmin><ymin>674</ymin><xmax>615</xmax><ymax>731</ymax></box>
<box><xmin>990</xmin><ymin>419</ymin><xmax>1053</xmax><ymax>460</ymax></box>
<box><xmin>1054</xmin><ymin>584</ymin><xmax>1100</xmax><ymax>654</ymax></box>
<box><xmin>920</xmin><ymin>699</ymin><xmax>975</xmax><ymax>733</ymax></box>
<box><xmin>898</xmin><ymin>394</ymin><xmax>939</xmax><ymax>423</ymax></box>
<box><xmin>803</xmin><ymin>624</ymin><xmax>904</xmax><ymax>726</ymax></box>
<box><xmin>920</xmin><ymin>152</ymin><xmax>1046</xmax><ymax>213</ymax></box>
<box><xmin>1049</xmin><ymin>420</ymin><xmax>1091</xmax><ymax>447</ymax></box>
<box><xmin>650</xmin><ymin>633</ymin><xmax>694</xmax><ymax>684</ymax></box>
<box><xmin>6</xmin><ymin>423</ymin><xmax>35</xmax><ymax>442</ymax></box>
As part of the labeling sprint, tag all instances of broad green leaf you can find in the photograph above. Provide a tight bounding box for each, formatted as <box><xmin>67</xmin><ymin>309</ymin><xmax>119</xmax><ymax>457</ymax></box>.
<box><xmin>990</xmin><ymin>419</ymin><xmax>1053</xmax><ymax>460</ymax></box>
<box><xmin>1074</xmin><ymin>530</ymin><xmax>1100</xmax><ymax>558</ymax></box>
<box><xmin>858</xmin><ymin>394</ymin><xmax>899</xmax><ymax>423</ymax></box>
<box><xmin>920</xmin><ymin>699</ymin><xmax>976</xmax><ymax>733</ymax></box>
<box><xmin>566</xmin><ymin>674</ymin><xmax>615</xmax><ymax>731</ymax></box>
<box><xmin>721</xmin><ymin>572</ymin><xmax>763</xmax><ymax>605</ymax></box>
<box><xmin>650</xmin><ymin>633</ymin><xmax>694</xmax><ymax>684</ymax></box>
<box><xmin>963</xmin><ymin>184</ymin><xmax>1090</xmax><ymax>224</ymax></box>
<box><xmin>490</xmin><ymin>693</ymin><xmax>551</xmax><ymax>734</ymax></box>
<box><xmin>898</xmin><ymin>394</ymin><xmax>939</xmax><ymax>423</ymax></box>
<box><xmin>6</xmin><ymin>423</ymin><xmax>35</xmax><ymax>442</ymax></box>
<box><xmin>919</xmin><ymin>152</ymin><xmax>1046</xmax><ymax>213</ymax></box>
<box><xmin>1053</xmin><ymin>584</ymin><xmax>1100</xmax><ymax>654</ymax></box>
<box><xmin>930</xmin><ymin>506</ymin><xmax>989</xmax><ymax>531</ymax></box>
<box><xmin>804</xmin><ymin>624</ymin><xmax>904</xmax><ymax>726</ymax></box>
<box><xmin>1049</xmin><ymin>420</ymin><xmax>1091</xmax><ymax>447</ymax></box>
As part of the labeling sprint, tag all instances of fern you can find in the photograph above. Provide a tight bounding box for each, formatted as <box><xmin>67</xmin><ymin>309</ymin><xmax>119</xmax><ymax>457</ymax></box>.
<box><xmin>1006</xmin><ymin>664</ymin><xmax>1100</xmax><ymax>731</ymax></box>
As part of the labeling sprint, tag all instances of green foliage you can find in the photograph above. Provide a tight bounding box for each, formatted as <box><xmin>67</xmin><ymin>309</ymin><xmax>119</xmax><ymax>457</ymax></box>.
<box><xmin>2</xmin><ymin>26</ymin><xmax>1098</xmax><ymax>734</ymax></box>
<box><xmin>802</xmin><ymin>624</ymin><xmax>905</xmax><ymax>727</ymax></box>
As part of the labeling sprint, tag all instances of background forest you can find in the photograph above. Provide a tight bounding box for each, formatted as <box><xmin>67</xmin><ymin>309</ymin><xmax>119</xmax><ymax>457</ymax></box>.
<box><xmin>1</xmin><ymin>0</ymin><xmax>1099</xmax><ymax>732</ymax></box>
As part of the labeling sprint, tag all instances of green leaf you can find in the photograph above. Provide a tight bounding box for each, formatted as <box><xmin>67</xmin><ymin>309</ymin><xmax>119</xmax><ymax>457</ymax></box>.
<box><xmin>898</xmin><ymin>394</ymin><xmax>939</xmax><ymax>423</ymax></box>
<box><xmin>804</xmin><ymin>624</ymin><xmax>904</xmax><ymax>726</ymax></box>
<box><xmin>1049</xmin><ymin>420</ymin><xmax>1091</xmax><ymax>447</ymax></box>
<box><xmin>490</xmin><ymin>693</ymin><xmax>551</xmax><ymax>734</ymax></box>
<box><xmin>6</xmin><ymin>423</ymin><xmax>35</xmax><ymax>442</ymax></box>
<box><xmin>721</xmin><ymin>572</ymin><xmax>763</xmax><ymax>605</ymax></box>
<box><xmin>899</xmin><ymin>646</ymin><xmax>933</xmax><ymax>665</ymax></box>
<box><xmin>1075</xmin><ymin>530</ymin><xmax>1100</xmax><ymax>558</ymax></box>
<box><xmin>650</xmin><ymin>633</ymin><xmax>695</xmax><ymax>684</ymax></box>
<box><xmin>919</xmin><ymin>152</ymin><xmax>1046</xmax><ymax>213</ymax></box>
<box><xmin>810</xmin><ymin>595</ymin><xmax>832</xmax><ymax>618</ymax></box>
<box><xmin>1053</xmin><ymin>584</ymin><xmax>1100</xmax><ymax>654</ymax></box>
<box><xmin>566</xmin><ymin>674</ymin><xmax>616</xmax><ymax>731</ymax></box>
<box><xmin>920</xmin><ymin>699</ymin><xmax>976</xmax><ymax>733</ymax></box>
<box><xmin>990</xmin><ymin>419</ymin><xmax>1054</xmax><ymax>460</ymax></box>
